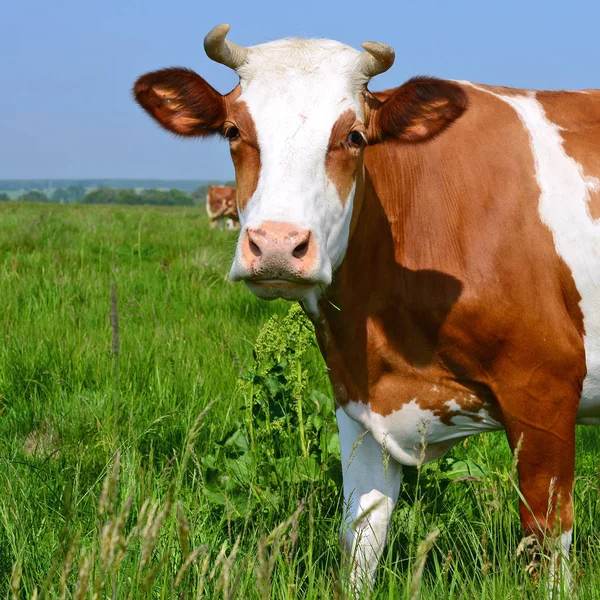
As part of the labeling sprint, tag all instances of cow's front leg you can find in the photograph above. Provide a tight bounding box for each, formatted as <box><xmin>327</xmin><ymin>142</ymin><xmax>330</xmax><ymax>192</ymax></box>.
<box><xmin>336</xmin><ymin>407</ymin><xmax>402</xmax><ymax>592</ymax></box>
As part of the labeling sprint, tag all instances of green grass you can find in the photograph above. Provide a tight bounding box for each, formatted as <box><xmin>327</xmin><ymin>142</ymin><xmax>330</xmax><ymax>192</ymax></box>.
<box><xmin>0</xmin><ymin>203</ymin><xmax>599</xmax><ymax>598</ymax></box>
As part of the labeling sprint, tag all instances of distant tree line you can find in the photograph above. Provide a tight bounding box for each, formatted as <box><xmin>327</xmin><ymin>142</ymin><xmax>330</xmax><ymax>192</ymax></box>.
<box><xmin>82</xmin><ymin>188</ymin><xmax>193</xmax><ymax>206</ymax></box>
<box><xmin>1</xmin><ymin>182</ymin><xmax>236</xmax><ymax>207</ymax></box>
<box><xmin>0</xmin><ymin>179</ymin><xmax>216</xmax><ymax>193</ymax></box>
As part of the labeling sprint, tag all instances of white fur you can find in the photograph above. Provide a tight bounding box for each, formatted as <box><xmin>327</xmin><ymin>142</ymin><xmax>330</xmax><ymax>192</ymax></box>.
<box><xmin>229</xmin><ymin>39</ymin><xmax>366</xmax><ymax>293</ymax></box>
<box><xmin>343</xmin><ymin>399</ymin><xmax>502</xmax><ymax>467</ymax></box>
<box><xmin>336</xmin><ymin>407</ymin><xmax>402</xmax><ymax>590</ymax></box>
<box><xmin>548</xmin><ymin>528</ymin><xmax>573</xmax><ymax>595</ymax></box>
<box><xmin>465</xmin><ymin>84</ymin><xmax>600</xmax><ymax>423</ymax></box>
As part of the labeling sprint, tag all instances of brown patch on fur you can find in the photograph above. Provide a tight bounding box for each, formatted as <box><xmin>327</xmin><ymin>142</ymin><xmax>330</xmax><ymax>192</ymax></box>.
<box><xmin>133</xmin><ymin>68</ymin><xmax>227</xmax><ymax>137</ymax></box>
<box><xmin>368</xmin><ymin>77</ymin><xmax>468</xmax><ymax>144</ymax></box>
<box><xmin>229</xmin><ymin>101</ymin><xmax>261</xmax><ymax>210</ymax></box>
<box><xmin>133</xmin><ymin>66</ymin><xmax>260</xmax><ymax>208</ymax></box>
<box><xmin>325</xmin><ymin>109</ymin><xmax>364</xmax><ymax>204</ymax></box>
<box><xmin>314</xmin><ymin>81</ymin><xmax>588</xmax><ymax>540</ymax></box>
<box><xmin>537</xmin><ymin>90</ymin><xmax>600</xmax><ymax>221</ymax></box>
<box><xmin>589</xmin><ymin>190</ymin><xmax>600</xmax><ymax>221</ymax></box>
<box><xmin>557</xmin><ymin>257</ymin><xmax>585</xmax><ymax>338</ymax></box>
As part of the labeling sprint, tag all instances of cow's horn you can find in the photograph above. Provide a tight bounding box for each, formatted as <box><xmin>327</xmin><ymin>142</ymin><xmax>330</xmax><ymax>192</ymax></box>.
<box><xmin>359</xmin><ymin>41</ymin><xmax>395</xmax><ymax>78</ymax></box>
<box><xmin>204</xmin><ymin>24</ymin><xmax>248</xmax><ymax>71</ymax></box>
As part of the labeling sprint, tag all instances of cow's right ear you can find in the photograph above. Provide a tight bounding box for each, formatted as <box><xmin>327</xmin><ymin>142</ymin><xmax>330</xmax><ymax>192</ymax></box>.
<box><xmin>133</xmin><ymin>68</ymin><xmax>226</xmax><ymax>137</ymax></box>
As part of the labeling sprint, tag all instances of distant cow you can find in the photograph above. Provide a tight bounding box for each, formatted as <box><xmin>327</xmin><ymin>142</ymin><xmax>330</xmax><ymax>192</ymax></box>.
<box><xmin>135</xmin><ymin>24</ymin><xmax>600</xmax><ymax>593</ymax></box>
<box><xmin>206</xmin><ymin>185</ymin><xmax>239</xmax><ymax>229</ymax></box>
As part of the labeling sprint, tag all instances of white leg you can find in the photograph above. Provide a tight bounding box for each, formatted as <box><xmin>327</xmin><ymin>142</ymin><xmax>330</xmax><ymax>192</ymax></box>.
<box><xmin>548</xmin><ymin>528</ymin><xmax>573</xmax><ymax>596</ymax></box>
<box><xmin>337</xmin><ymin>407</ymin><xmax>402</xmax><ymax>592</ymax></box>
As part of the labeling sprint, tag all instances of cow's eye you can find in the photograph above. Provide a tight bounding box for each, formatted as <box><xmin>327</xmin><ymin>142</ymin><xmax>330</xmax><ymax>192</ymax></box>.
<box><xmin>225</xmin><ymin>126</ymin><xmax>240</xmax><ymax>141</ymax></box>
<box><xmin>346</xmin><ymin>131</ymin><xmax>366</xmax><ymax>148</ymax></box>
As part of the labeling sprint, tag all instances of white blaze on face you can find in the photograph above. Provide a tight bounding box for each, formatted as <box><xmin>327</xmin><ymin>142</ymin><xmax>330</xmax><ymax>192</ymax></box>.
<box><xmin>229</xmin><ymin>39</ymin><xmax>367</xmax><ymax>288</ymax></box>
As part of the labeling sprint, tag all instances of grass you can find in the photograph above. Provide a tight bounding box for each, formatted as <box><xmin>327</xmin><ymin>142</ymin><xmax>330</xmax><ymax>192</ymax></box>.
<box><xmin>0</xmin><ymin>202</ymin><xmax>599</xmax><ymax>598</ymax></box>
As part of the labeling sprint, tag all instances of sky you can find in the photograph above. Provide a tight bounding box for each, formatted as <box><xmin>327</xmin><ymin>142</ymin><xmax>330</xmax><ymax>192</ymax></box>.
<box><xmin>2</xmin><ymin>0</ymin><xmax>599</xmax><ymax>180</ymax></box>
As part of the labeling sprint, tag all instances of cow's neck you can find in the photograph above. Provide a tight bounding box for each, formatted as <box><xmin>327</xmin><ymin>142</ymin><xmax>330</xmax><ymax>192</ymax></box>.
<box><xmin>314</xmin><ymin>160</ymin><xmax>394</xmax><ymax>404</ymax></box>
<box><xmin>313</xmin><ymin>144</ymin><xmax>463</xmax><ymax>408</ymax></box>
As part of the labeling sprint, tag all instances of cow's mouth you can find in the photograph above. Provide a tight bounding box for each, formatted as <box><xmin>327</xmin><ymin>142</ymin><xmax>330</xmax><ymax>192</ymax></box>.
<box><xmin>244</xmin><ymin>278</ymin><xmax>318</xmax><ymax>300</ymax></box>
<box><xmin>249</xmin><ymin>279</ymin><xmax>314</xmax><ymax>289</ymax></box>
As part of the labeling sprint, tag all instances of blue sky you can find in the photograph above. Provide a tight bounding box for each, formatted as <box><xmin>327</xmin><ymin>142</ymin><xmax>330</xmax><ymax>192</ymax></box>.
<box><xmin>2</xmin><ymin>0</ymin><xmax>599</xmax><ymax>180</ymax></box>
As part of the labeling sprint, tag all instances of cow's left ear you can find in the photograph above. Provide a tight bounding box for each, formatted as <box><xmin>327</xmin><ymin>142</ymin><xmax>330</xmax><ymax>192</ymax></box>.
<box><xmin>369</xmin><ymin>77</ymin><xmax>468</xmax><ymax>143</ymax></box>
<box><xmin>133</xmin><ymin>68</ymin><xmax>227</xmax><ymax>137</ymax></box>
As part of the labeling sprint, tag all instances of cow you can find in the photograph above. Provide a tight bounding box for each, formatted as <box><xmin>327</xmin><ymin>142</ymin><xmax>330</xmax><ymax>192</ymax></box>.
<box><xmin>206</xmin><ymin>185</ymin><xmax>239</xmax><ymax>229</ymax></box>
<box><xmin>134</xmin><ymin>24</ymin><xmax>600</xmax><ymax>592</ymax></box>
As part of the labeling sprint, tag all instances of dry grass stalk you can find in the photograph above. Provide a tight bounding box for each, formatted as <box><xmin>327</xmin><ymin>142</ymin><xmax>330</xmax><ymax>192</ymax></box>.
<box><xmin>10</xmin><ymin>558</ymin><xmax>22</xmax><ymax>600</ymax></box>
<box><xmin>73</xmin><ymin>551</ymin><xmax>93</xmax><ymax>600</ymax></box>
<box><xmin>177</xmin><ymin>501</ymin><xmax>191</xmax><ymax>560</ymax></box>
<box><xmin>480</xmin><ymin>529</ymin><xmax>492</xmax><ymax>576</ymax></box>
<box><xmin>141</xmin><ymin>551</ymin><xmax>171</xmax><ymax>594</ymax></box>
<box><xmin>195</xmin><ymin>554</ymin><xmax>211</xmax><ymax>600</ymax></box>
<box><xmin>177</xmin><ymin>402</ymin><xmax>215</xmax><ymax>491</ymax></box>
<box><xmin>409</xmin><ymin>528</ymin><xmax>440</xmax><ymax>600</ymax></box>
<box><xmin>209</xmin><ymin>538</ymin><xmax>241</xmax><ymax>599</ymax></box>
<box><xmin>175</xmin><ymin>545</ymin><xmax>209</xmax><ymax>587</ymax></box>
<box><xmin>99</xmin><ymin>453</ymin><xmax>120</xmax><ymax>518</ymax></box>
<box><xmin>112</xmin><ymin>493</ymin><xmax>134</xmax><ymax>570</ymax></box>
<box><xmin>138</xmin><ymin>500</ymin><xmax>161</xmax><ymax>569</ymax></box>
<box><xmin>509</xmin><ymin>433</ymin><xmax>524</xmax><ymax>486</ymax></box>
<box><xmin>441</xmin><ymin>550</ymin><xmax>452</xmax><ymax>581</ymax></box>
<box><xmin>256</xmin><ymin>501</ymin><xmax>306</xmax><ymax>600</ymax></box>
<box><xmin>59</xmin><ymin>532</ymin><xmax>81</xmax><ymax>600</ymax></box>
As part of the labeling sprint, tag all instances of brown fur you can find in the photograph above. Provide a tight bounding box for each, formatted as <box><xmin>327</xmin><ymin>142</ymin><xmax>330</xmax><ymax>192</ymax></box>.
<box><xmin>229</xmin><ymin>101</ymin><xmax>261</xmax><ymax>210</ymax></box>
<box><xmin>315</xmin><ymin>82</ymin><xmax>590</xmax><ymax>540</ymax></box>
<box><xmin>133</xmin><ymin>68</ymin><xmax>227</xmax><ymax>137</ymax></box>
<box><xmin>326</xmin><ymin>109</ymin><xmax>365</xmax><ymax>204</ymax></box>
<box><xmin>367</xmin><ymin>77</ymin><xmax>468</xmax><ymax>143</ymax></box>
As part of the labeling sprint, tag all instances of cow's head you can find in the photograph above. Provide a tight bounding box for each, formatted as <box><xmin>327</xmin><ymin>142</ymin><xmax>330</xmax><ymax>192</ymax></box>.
<box><xmin>134</xmin><ymin>25</ymin><xmax>466</xmax><ymax>308</ymax></box>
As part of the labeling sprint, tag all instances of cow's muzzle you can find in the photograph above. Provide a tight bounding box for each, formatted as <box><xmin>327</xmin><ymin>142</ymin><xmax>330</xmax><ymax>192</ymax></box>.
<box><xmin>230</xmin><ymin>221</ymin><xmax>326</xmax><ymax>300</ymax></box>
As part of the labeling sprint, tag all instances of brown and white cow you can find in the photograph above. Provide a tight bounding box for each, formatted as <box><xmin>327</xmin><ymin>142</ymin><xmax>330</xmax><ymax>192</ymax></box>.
<box><xmin>134</xmin><ymin>24</ymin><xmax>600</xmax><ymax>591</ymax></box>
<box><xmin>206</xmin><ymin>185</ymin><xmax>239</xmax><ymax>229</ymax></box>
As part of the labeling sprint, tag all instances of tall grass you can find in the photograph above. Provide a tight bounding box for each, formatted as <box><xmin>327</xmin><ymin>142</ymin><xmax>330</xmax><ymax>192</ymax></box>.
<box><xmin>1</xmin><ymin>203</ymin><xmax>599</xmax><ymax>598</ymax></box>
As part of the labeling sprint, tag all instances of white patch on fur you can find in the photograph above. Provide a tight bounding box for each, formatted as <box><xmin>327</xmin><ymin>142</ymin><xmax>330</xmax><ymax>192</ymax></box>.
<box><xmin>229</xmin><ymin>39</ymin><xmax>366</xmax><ymax>286</ymax></box>
<box><xmin>336</xmin><ymin>407</ymin><xmax>402</xmax><ymax>590</ymax></box>
<box><xmin>465</xmin><ymin>83</ymin><xmax>600</xmax><ymax>420</ymax></box>
<box><xmin>548</xmin><ymin>528</ymin><xmax>573</xmax><ymax>594</ymax></box>
<box><xmin>342</xmin><ymin>399</ymin><xmax>502</xmax><ymax>467</ymax></box>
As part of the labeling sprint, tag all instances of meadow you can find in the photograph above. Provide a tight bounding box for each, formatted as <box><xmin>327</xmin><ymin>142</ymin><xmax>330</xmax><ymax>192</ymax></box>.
<box><xmin>1</xmin><ymin>202</ymin><xmax>599</xmax><ymax>599</ymax></box>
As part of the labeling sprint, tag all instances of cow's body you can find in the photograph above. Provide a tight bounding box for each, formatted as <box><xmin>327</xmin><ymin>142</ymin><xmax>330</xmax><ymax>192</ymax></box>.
<box><xmin>308</xmin><ymin>83</ymin><xmax>600</xmax><ymax>587</ymax></box>
<box><xmin>206</xmin><ymin>185</ymin><xmax>239</xmax><ymax>229</ymax></box>
<box><xmin>323</xmin><ymin>82</ymin><xmax>600</xmax><ymax>456</ymax></box>
<box><xmin>134</xmin><ymin>26</ymin><xmax>600</xmax><ymax>592</ymax></box>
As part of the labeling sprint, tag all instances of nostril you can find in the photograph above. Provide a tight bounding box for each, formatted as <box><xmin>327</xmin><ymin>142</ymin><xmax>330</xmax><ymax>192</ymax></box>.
<box><xmin>248</xmin><ymin>238</ymin><xmax>262</xmax><ymax>257</ymax></box>
<box><xmin>292</xmin><ymin>238</ymin><xmax>310</xmax><ymax>259</ymax></box>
